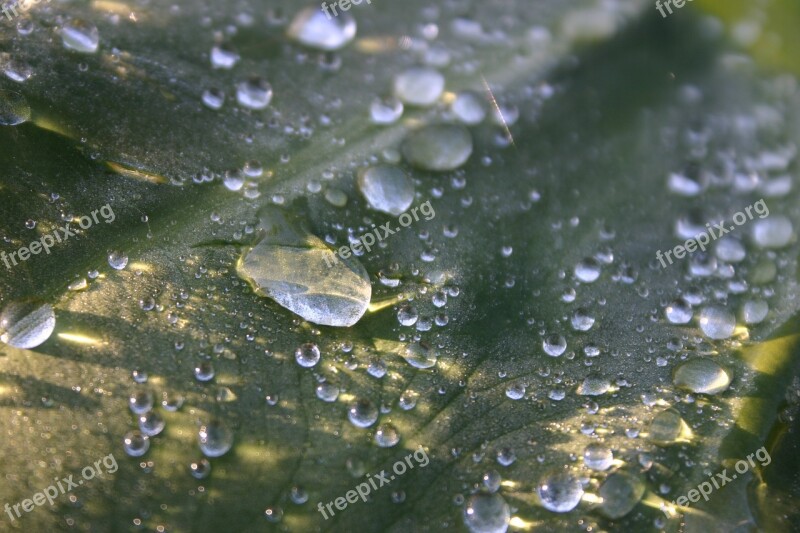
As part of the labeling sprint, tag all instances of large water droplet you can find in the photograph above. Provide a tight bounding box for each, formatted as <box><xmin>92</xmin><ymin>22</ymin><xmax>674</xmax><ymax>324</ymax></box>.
<box><xmin>393</xmin><ymin>67</ymin><xmax>445</xmax><ymax>107</ymax></box>
<box><xmin>123</xmin><ymin>430</ymin><xmax>150</xmax><ymax>457</ymax></box>
<box><xmin>672</xmin><ymin>358</ymin><xmax>731</xmax><ymax>395</ymax></box>
<box><xmin>295</xmin><ymin>343</ymin><xmax>321</xmax><ymax>368</ymax></box>
<box><xmin>402</xmin><ymin>342</ymin><xmax>438</xmax><ymax>369</ymax></box>
<box><xmin>287</xmin><ymin>7</ymin><xmax>356</xmax><ymax>51</ymax></box>
<box><xmin>375</xmin><ymin>424</ymin><xmax>400</xmax><ymax>447</ymax></box>
<box><xmin>451</xmin><ymin>91</ymin><xmax>487</xmax><ymax>125</ymax></box>
<box><xmin>665</xmin><ymin>298</ymin><xmax>692</xmax><ymax>324</ymax></box>
<box><xmin>537</xmin><ymin>470</ymin><xmax>584</xmax><ymax>513</ymax></box>
<box><xmin>0</xmin><ymin>301</ymin><xmax>56</xmax><ymax>349</ymax></box>
<box><xmin>698</xmin><ymin>306</ymin><xmax>736</xmax><ymax>339</ymax></box>
<box><xmin>402</xmin><ymin>124</ymin><xmax>473</xmax><ymax>171</ymax></box>
<box><xmin>463</xmin><ymin>493</ymin><xmax>510</xmax><ymax>533</ymax></box>
<box><xmin>62</xmin><ymin>20</ymin><xmax>100</xmax><ymax>53</ymax></box>
<box><xmin>597</xmin><ymin>472</ymin><xmax>645</xmax><ymax>519</ymax></box>
<box><xmin>198</xmin><ymin>419</ymin><xmax>234</xmax><ymax>457</ymax></box>
<box><xmin>358</xmin><ymin>165</ymin><xmax>415</xmax><ymax>215</ymax></box>
<box><xmin>583</xmin><ymin>443</ymin><xmax>613</xmax><ymax>471</ymax></box>
<box><xmin>751</xmin><ymin>215</ymin><xmax>793</xmax><ymax>249</ymax></box>
<box><xmin>236</xmin><ymin>78</ymin><xmax>273</xmax><ymax>110</ymax></box>
<box><xmin>0</xmin><ymin>90</ymin><xmax>31</xmax><ymax>126</ymax></box>
<box><xmin>347</xmin><ymin>398</ymin><xmax>378</xmax><ymax>428</ymax></box>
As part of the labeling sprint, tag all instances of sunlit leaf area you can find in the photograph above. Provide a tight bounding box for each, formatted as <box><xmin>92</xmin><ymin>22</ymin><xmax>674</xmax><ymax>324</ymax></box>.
<box><xmin>2</xmin><ymin>0</ymin><xmax>800</xmax><ymax>531</ymax></box>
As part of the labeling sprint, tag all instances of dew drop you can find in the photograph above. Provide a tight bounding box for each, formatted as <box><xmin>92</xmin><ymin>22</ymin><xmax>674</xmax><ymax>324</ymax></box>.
<box><xmin>358</xmin><ymin>165</ymin><xmax>415</xmax><ymax>215</ymax></box>
<box><xmin>198</xmin><ymin>419</ymin><xmax>234</xmax><ymax>457</ymax></box>
<box><xmin>0</xmin><ymin>301</ymin><xmax>55</xmax><ymax>349</ymax></box>
<box><xmin>62</xmin><ymin>20</ymin><xmax>100</xmax><ymax>53</ymax></box>
<box><xmin>537</xmin><ymin>470</ymin><xmax>584</xmax><ymax>513</ymax></box>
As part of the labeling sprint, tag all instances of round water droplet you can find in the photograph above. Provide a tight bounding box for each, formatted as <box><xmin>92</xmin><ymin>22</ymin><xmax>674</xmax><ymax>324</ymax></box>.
<box><xmin>210</xmin><ymin>44</ymin><xmax>239</xmax><ymax>69</ymax></box>
<box><xmin>0</xmin><ymin>301</ymin><xmax>55</xmax><ymax>349</ymax></box>
<box><xmin>129</xmin><ymin>390</ymin><xmax>154</xmax><ymax>414</ymax></box>
<box><xmin>123</xmin><ymin>430</ymin><xmax>150</xmax><ymax>457</ymax></box>
<box><xmin>316</xmin><ymin>382</ymin><xmax>339</xmax><ymax>402</ymax></box>
<box><xmin>0</xmin><ymin>90</ymin><xmax>31</xmax><ymax>126</ymax></box>
<box><xmin>741</xmin><ymin>300</ymin><xmax>768</xmax><ymax>324</ymax></box>
<box><xmin>138</xmin><ymin>411</ymin><xmax>165</xmax><ymax>436</ymax></box>
<box><xmin>537</xmin><ymin>470</ymin><xmax>584</xmax><ymax>513</ymax></box>
<box><xmin>402</xmin><ymin>124</ymin><xmax>473</xmax><ymax>171</ymax></box>
<box><xmin>543</xmin><ymin>334</ymin><xmax>567</xmax><ymax>357</ymax></box>
<box><xmin>375</xmin><ymin>423</ymin><xmax>400</xmax><ymax>447</ymax></box>
<box><xmin>397</xmin><ymin>304</ymin><xmax>419</xmax><ymax>326</ymax></box>
<box><xmin>505</xmin><ymin>383</ymin><xmax>525</xmax><ymax>400</ymax></box>
<box><xmin>402</xmin><ymin>342</ymin><xmax>437</xmax><ymax>369</ymax></box>
<box><xmin>482</xmin><ymin>470</ymin><xmax>502</xmax><ymax>493</ymax></box>
<box><xmin>358</xmin><ymin>165</ymin><xmax>414</xmax><ymax>216</ymax></box>
<box><xmin>583</xmin><ymin>443</ymin><xmax>613</xmax><ymax>471</ymax></box>
<box><xmin>370</xmin><ymin>96</ymin><xmax>403</xmax><ymax>124</ymax></box>
<box><xmin>665</xmin><ymin>298</ymin><xmax>692</xmax><ymax>324</ymax></box>
<box><xmin>236</xmin><ymin>78</ymin><xmax>273</xmax><ymax>110</ymax></box>
<box><xmin>198</xmin><ymin>419</ymin><xmax>234</xmax><ymax>457</ymax></box>
<box><xmin>577</xmin><ymin>373</ymin><xmax>610</xmax><ymax>396</ymax></box>
<box><xmin>698</xmin><ymin>306</ymin><xmax>736</xmax><ymax>339</ymax></box>
<box><xmin>751</xmin><ymin>216</ymin><xmax>793</xmax><ymax>249</ymax></box>
<box><xmin>295</xmin><ymin>343</ymin><xmax>321</xmax><ymax>368</ymax></box>
<box><xmin>715</xmin><ymin>237</ymin><xmax>746</xmax><ymax>263</ymax></box>
<box><xmin>190</xmin><ymin>458</ymin><xmax>211</xmax><ymax>479</ymax></box>
<box><xmin>347</xmin><ymin>398</ymin><xmax>378</xmax><ymax>428</ymax></box>
<box><xmin>194</xmin><ymin>361</ymin><xmax>215</xmax><ymax>382</ymax></box>
<box><xmin>647</xmin><ymin>408</ymin><xmax>686</xmax><ymax>444</ymax></box>
<box><xmin>574</xmin><ymin>258</ymin><xmax>601</xmax><ymax>283</ymax></box>
<box><xmin>108</xmin><ymin>251</ymin><xmax>128</xmax><ymax>270</ymax></box>
<box><xmin>287</xmin><ymin>7</ymin><xmax>356</xmax><ymax>51</ymax></box>
<box><xmin>202</xmin><ymin>88</ymin><xmax>225</xmax><ymax>110</ymax></box>
<box><xmin>463</xmin><ymin>493</ymin><xmax>510</xmax><ymax>533</ymax></box>
<box><xmin>62</xmin><ymin>19</ymin><xmax>100</xmax><ymax>53</ymax></box>
<box><xmin>597</xmin><ymin>472</ymin><xmax>645</xmax><ymax>519</ymax></box>
<box><xmin>393</xmin><ymin>67</ymin><xmax>445</xmax><ymax>107</ymax></box>
<box><xmin>672</xmin><ymin>358</ymin><xmax>731</xmax><ymax>395</ymax></box>
<box><xmin>451</xmin><ymin>91</ymin><xmax>487</xmax><ymax>125</ymax></box>
<box><xmin>571</xmin><ymin>308</ymin><xmax>595</xmax><ymax>331</ymax></box>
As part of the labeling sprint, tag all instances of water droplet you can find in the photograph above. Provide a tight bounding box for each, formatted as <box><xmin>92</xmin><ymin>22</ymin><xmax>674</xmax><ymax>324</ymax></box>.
<box><xmin>315</xmin><ymin>382</ymin><xmax>339</xmax><ymax>402</ymax></box>
<box><xmin>0</xmin><ymin>301</ymin><xmax>55</xmax><ymax>349</ymax></box>
<box><xmin>236</xmin><ymin>78</ymin><xmax>273</xmax><ymax>110</ymax></box>
<box><xmin>505</xmin><ymin>383</ymin><xmax>525</xmax><ymax>400</ymax></box>
<box><xmin>370</xmin><ymin>96</ymin><xmax>404</xmax><ymax>124</ymax></box>
<box><xmin>62</xmin><ymin>20</ymin><xmax>100</xmax><ymax>53</ymax></box>
<box><xmin>194</xmin><ymin>361</ymin><xmax>215</xmax><ymax>382</ymax></box>
<box><xmin>463</xmin><ymin>493</ymin><xmax>510</xmax><ymax>533</ymax></box>
<box><xmin>698</xmin><ymin>306</ymin><xmax>736</xmax><ymax>339</ymax></box>
<box><xmin>198</xmin><ymin>419</ymin><xmax>234</xmax><ymax>457</ymax></box>
<box><xmin>138</xmin><ymin>411</ymin><xmax>165</xmax><ymax>436</ymax></box>
<box><xmin>537</xmin><ymin>470</ymin><xmax>584</xmax><ymax>513</ymax></box>
<box><xmin>574</xmin><ymin>258</ymin><xmax>601</xmax><ymax>283</ymax></box>
<box><xmin>577</xmin><ymin>373</ymin><xmax>610</xmax><ymax>396</ymax></box>
<box><xmin>264</xmin><ymin>506</ymin><xmax>283</xmax><ymax>523</ymax></box>
<box><xmin>715</xmin><ymin>237</ymin><xmax>746</xmax><ymax>263</ymax></box>
<box><xmin>210</xmin><ymin>43</ymin><xmax>240</xmax><ymax>69</ymax></box>
<box><xmin>287</xmin><ymin>7</ymin><xmax>356</xmax><ymax>51</ymax></box>
<box><xmin>108</xmin><ymin>251</ymin><xmax>128</xmax><ymax>270</ymax></box>
<box><xmin>129</xmin><ymin>390</ymin><xmax>154</xmax><ymax>414</ymax></box>
<box><xmin>123</xmin><ymin>430</ymin><xmax>150</xmax><ymax>457</ymax></box>
<box><xmin>741</xmin><ymin>300</ymin><xmax>768</xmax><ymax>324</ymax></box>
<box><xmin>672</xmin><ymin>358</ymin><xmax>731</xmax><ymax>395</ymax></box>
<box><xmin>375</xmin><ymin>424</ymin><xmax>400</xmax><ymax>447</ymax></box>
<box><xmin>397</xmin><ymin>304</ymin><xmax>419</xmax><ymax>326</ymax></box>
<box><xmin>358</xmin><ymin>165</ymin><xmax>415</xmax><ymax>215</ymax></box>
<box><xmin>647</xmin><ymin>408</ymin><xmax>688</xmax><ymax>444</ymax></box>
<box><xmin>402</xmin><ymin>342</ymin><xmax>437</xmax><ymax>369</ymax></box>
<box><xmin>161</xmin><ymin>392</ymin><xmax>185</xmax><ymax>411</ymax></box>
<box><xmin>451</xmin><ymin>91</ymin><xmax>487</xmax><ymax>125</ymax></box>
<box><xmin>202</xmin><ymin>88</ymin><xmax>225</xmax><ymax>110</ymax></box>
<box><xmin>583</xmin><ymin>443</ymin><xmax>613</xmax><ymax>471</ymax></box>
<box><xmin>751</xmin><ymin>215</ymin><xmax>793</xmax><ymax>249</ymax></box>
<box><xmin>190</xmin><ymin>458</ymin><xmax>211</xmax><ymax>479</ymax></box>
<box><xmin>347</xmin><ymin>398</ymin><xmax>378</xmax><ymax>428</ymax></box>
<box><xmin>402</xmin><ymin>124</ymin><xmax>473</xmax><ymax>171</ymax></box>
<box><xmin>295</xmin><ymin>342</ymin><xmax>321</xmax><ymax>368</ymax></box>
<box><xmin>571</xmin><ymin>308</ymin><xmax>595</xmax><ymax>331</ymax></box>
<box><xmin>393</xmin><ymin>67</ymin><xmax>445</xmax><ymax>107</ymax></box>
<box><xmin>597</xmin><ymin>472</ymin><xmax>645</xmax><ymax>519</ymax></box>
<box><xmin>543</xmin><ymin>334</ymin><xmax>567</xmax><ymax>357</ymax></box>
<box><xmin>0</xmin><ymin>90</ymin><xmax>31</xmax><ymax>126</ymax></box>
<box><xmin>665</xmin><ymin>298</ymin><xmax>692</xmax><ymax>324</ymax></box>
